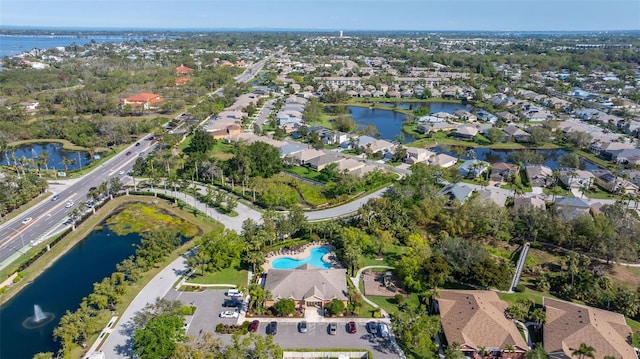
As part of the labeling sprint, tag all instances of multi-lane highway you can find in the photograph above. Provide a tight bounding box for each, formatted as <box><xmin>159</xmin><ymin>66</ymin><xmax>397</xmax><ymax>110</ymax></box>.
<box><xmin>0</xmin><ymin>139</ymin><xmax>154</xmax><ymax>266</ymax></box>
<box><xmin>0</xmin><ymin>58</ymin><xmax>270</xmax><ymax>268</ymax></box>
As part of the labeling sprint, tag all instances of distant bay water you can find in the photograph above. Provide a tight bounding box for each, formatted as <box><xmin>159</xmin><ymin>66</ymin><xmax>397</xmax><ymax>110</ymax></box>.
<box><xmin>0</xmin><ymin>33</ymin><xmax>171</xmax><ymax>58</ymax></box>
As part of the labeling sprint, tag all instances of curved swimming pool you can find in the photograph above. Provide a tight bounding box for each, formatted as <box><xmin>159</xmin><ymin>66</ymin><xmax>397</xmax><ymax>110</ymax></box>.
<box><xmin>272</xmin><ymin>247</ymin><xmax>332</xmax><ymax>269</ymax></box>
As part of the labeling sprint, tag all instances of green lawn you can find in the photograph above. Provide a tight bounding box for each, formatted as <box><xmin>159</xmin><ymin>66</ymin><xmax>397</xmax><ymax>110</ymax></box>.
<box><xmin>188</xmin><ymin>267</ymin><xmax>248</xmax><ymax>286</ymax></box>
<box><xmin>368</xmin><ymin>296</ymin><xmax>401</xmax><ymax>316</ymax></box>
<box><xmin>361</xmin><ymin>245</ymin><xmax>402</xmax><ymax>268</ymax></box>
<box><xmin>285</xmin><ymin>166</ymin><xmax>324</xmax><ymax>182</ymax></box>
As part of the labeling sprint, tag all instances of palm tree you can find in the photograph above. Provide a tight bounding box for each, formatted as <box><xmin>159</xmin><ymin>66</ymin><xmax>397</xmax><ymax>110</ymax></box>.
<box><xmin>503</xmin><ymin>344</ymin><xmax>515</xmax><ymax>358</ymax></box>
<box><xmin>38</xmin><ymin>151</ymin><xmax>49</xmax><ymax>174</ymax></box>
<box><xmin>525</xmin><ymin>344</ymin><xmax>549</xmax><ymax>359</ymax></box>
<box><xmin>61</xmin><ymin>155</ymin><xmax>70</xmax><ymax>172</ymax></box>
<box><xmin>570</xmin><ymin>343</ymin><xmax>595</xmax><ymax>359</ymax></box>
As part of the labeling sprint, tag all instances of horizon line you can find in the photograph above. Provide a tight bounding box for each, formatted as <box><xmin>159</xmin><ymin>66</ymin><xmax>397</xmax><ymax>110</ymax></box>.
<box><xmin>1</xmin><ymin>25</ymin><xmax>639</xmax><ymax>34</ymax></box>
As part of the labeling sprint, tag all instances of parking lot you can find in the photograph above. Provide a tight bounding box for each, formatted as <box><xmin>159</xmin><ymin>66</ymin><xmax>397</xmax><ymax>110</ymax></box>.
<box><xmin>164</xmin><ymin>288</ymin><xmax>402</xmax><ymax>359</ymax></box>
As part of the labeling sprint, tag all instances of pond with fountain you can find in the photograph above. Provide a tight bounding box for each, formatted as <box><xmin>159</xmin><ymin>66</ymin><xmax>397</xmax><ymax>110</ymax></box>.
<box><xmin>0</xmin><ymin>226</ymin><xmax>141</xmax><ymax>358</ymax></box>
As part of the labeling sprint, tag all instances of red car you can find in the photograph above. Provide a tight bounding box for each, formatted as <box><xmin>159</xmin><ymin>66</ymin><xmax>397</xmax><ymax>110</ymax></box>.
<box><xmin>248</xmin><ymin>320</ymin><xmax>259</xmax><ymax>332</ymax></box>
<box><xmin>347</xmin><ymin>321</ymin><xmax>357</xmax><ymax>334</ymax></box>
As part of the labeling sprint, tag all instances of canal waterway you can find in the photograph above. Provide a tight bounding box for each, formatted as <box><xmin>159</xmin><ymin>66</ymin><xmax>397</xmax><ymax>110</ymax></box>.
<box><xmin>348</xmin><ymin>102</ymin><xmax>602</xmax><ymax>170</ymax></box>
<box><xmin>0</xmin><ymin>226</ymin><xmax>141</xmax><ymax>358</ymax></box>
<box><xmin>1</xmin><ymin>142</ymin><xmax>92</xmax><ymax>171</ymax></box>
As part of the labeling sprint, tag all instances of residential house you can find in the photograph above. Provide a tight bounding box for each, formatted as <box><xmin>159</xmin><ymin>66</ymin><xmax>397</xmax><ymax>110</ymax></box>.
<box><xmin>513</xmin><ymin>196</ymin><xmax>546</xmax><ymax>211</ymax></box>
<box><xmin>543</xmin><ymin>297</ymin><xmax>636</xmax><ymax>359</ymax></box>
<box><xmin>608</xmin><ymin>148</ymin><xmax>640</xmax><ymax>165</ymax></box>
<box><xmin>321</xmin><ymin>132</ymin><xmax>349</xmax><ymax>146</ymax></box>
<box><xmin>290</xmin><ymin>148</ymin><xmax>324</xmax><ymax>165</ymax></box>
<box><xmin>504</xmin><ymin>125</ymin><xmax>532</xmax><ymax>143</ymax></box>
<box><xmin>175</xmin><ymin>64</ymin><xmax>194</xmax><ymax>75</ymax></box>
<box><xmin>313</xmin><ymin>77</ymin><xmax>362</xmax><ymax>87</ymax></box>
<box><xmin>450</xmin><ymin>125</ymin><xmax>478</xmax><ymax>140</ymax></box>
<box><xmin>263</xmin><ymin>264</ymin><xmax>348</xmax><ymax>309</ymax></box>
<box><xmin>592</xmin><ymin>170</ymin><xmax>639</xmax><ymax>194</ymax></box>
<box><xmin>417</xmin><ymin>122</ymin><xmax>458</xmax><ymax>134</ymax></box>
<box><xmin>477</xmin><ymin>190</ymin><xmax>508</xmax><ymax>207</ymax></box>
<box><xmin>524</xmin><ymin>107</ymin><xmax>553</xmax><ymax>122</ymax></box>
<box><xmin>342</xmin><ymin>135</ymin><xmax>377</xmax><ymax>150</ymax></box>
<box><xmin>430</xmin><ymin>290</ymin><xmax>528</xmax><ymax>358</ymax></box>
<box><xmin>417</xmin><ymin>115</ymin><xmax>447</xmax><ymax>124</ymax></box>
<box><xmin>438</xmin><ymin>183</ymin><xmax>474</xmax><ymax>204</ymax></box>
<box><xmin>490</xmin><ymin>162</ymin><xmax>519</xmax><ymax>182</ymax></box>
<box><xmin>120</xmin><ymin>93</ymin><xmax>163</xmax><ymax>110</ymax></box>
<box><xmin>497</xmin><ymin>111</ymin><xmax>518</xmax><ymax>123</ymax></box>
<box><xmin>554</xmin><ymin>197</ymin><xmax>591</xmax><ymax>220</ymax></box>
<box><xmin>429</xmin><ymin>153</ymin><xmax>458</xmax><ymax>168</ymax></box>
<box><xmin>558</xmin><ymin>169</ymin><xmax>595</xmax><ymax>189</ymax></box>
<box><xmin>404</xmin><ymin>147</ymin><xmax>436</xmax><ymax>165</ymax></box>
<box><xmin>364</xmin><ymin>139</ymin><xmax>395</xmax><ymax>155</ymax></box>
<box><xmin>350</xmin><ymin>164</ymin><xmax>382</xmax><ymax>178</ymax></box>
<box><xmin>279</xmin><ymin>143</ymin><xmax>307</xmax><ymax>159</ymax></box>
<box><xmin>337</xmin><ymin>158</ymin><xmax>366</xmax><ymax>172</ymax></box>
<box><xmin>476</xmin><ymin>109</ymin><xmax>498</xmax><ymax>123</ymax></box>
<box><xmin>458</xmin><ymin>160</ymin><xmax>490</xmax><ymax>179</ymax></box>
<box><xmin>306</xmin><ymin>154</ymin><xmax>344</xmax><ymax>171</ymax></box>
<box><xmin>210</xmin><ymin>124</ymin><xmax>242</xmax><ymax>139</ymax></box>
<box><xmin>525</xmin><ymin>165</ymin><xmax>553</xmax><ymax>187</ymax></box>
<box><xmin>453</xmin><ymin>110</ymin><xmax>477</xmax><ymax>122</ymax></box>
<box><xmin>175</xmin><ymin>77</ymin><xmax>189</xmax><ymax>86</ymax></box>
<box><xmin>589</xmin><ymin>141</ymin><xmax>635</xmax><ymax>160</ymax></box>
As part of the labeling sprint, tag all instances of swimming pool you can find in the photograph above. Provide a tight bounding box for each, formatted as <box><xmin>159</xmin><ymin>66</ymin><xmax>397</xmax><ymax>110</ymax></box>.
<box><xmin>272</xmin><ymin>247</ymin><xmax>332</xmax><ymax>269</ymax></box>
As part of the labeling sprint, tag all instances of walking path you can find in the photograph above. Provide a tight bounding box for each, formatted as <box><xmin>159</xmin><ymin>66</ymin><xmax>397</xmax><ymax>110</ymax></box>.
<box><xmin>98</xmin><ymin>254</ymin><xmax>190</xmax><ymax>358</ymax></box>
<box><xmin>509</xmin><ymin>242</ymin><xmax>531</xmax><ymax>292</ymax></box>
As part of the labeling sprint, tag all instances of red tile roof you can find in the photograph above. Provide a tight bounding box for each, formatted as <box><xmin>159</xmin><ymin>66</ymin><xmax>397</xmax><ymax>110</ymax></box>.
<box><xmin>125</xmin><ymin>93</ymin><xmax>161</xmax><ymax>102</ymax></box>
<box><xmin>175</xmin><ymin>64</ymin><xmax>194</xmax><ymax>74</ymax></box>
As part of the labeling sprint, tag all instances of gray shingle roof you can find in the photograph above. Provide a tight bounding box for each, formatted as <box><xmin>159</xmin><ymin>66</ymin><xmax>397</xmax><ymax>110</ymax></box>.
<box><xmin>264</xmin><ymin>267</ymin><xmax>348</xmax><ymax>302</ymax></box>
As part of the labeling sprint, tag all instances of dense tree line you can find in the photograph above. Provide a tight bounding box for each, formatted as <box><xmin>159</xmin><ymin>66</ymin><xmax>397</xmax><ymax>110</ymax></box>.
<box><xmin>0</xmin><ymin>173</ymin><xmax>47</xmax><ymax>217</ymax></box>
<box><xmin>46</xmin><ymin>227</ymin><xmax>183</xmax><ymax>358</ymax></box>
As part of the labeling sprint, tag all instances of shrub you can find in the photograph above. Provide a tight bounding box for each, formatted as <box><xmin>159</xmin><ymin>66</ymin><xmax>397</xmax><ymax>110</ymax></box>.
<box><xmin>514</xmin><ymin>284</ymin><xmax>526</xmax><ymax>293</ymax></box>
<box><xmin>13</xmin><ymin>271</ymin><xmax>24</xmax><ymax>283</ymax></box>
<box><xmin>273</xmin><ymin>298</ymin><xmax>296</xmax><ymax>316</ymax></box>
<box><xmin>178</xmin><ymin>306</ymin><xmax>196</xmax><ymax>315</ymax></box>
<box><xmin>325</xmin><ymin>298</ymin><xmax>346</xmax><ymax>316</ymax></box>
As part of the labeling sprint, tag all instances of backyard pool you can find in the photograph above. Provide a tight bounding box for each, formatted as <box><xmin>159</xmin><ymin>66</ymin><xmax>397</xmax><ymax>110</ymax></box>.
<box><xmin>271</xmin><ymin>247</ymin><xmax>332</xmax><ymax>269</ymax></box>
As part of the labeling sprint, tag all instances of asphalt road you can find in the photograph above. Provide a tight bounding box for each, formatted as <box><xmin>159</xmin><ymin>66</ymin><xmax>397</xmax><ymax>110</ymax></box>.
<box><xmin>0</xmin><ymin>138</ymin><xmax>155</xmax><ymax>265</ymax></box>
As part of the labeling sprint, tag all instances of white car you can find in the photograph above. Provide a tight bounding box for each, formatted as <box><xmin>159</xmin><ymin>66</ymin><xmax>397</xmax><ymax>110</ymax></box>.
<box><xmin>21</xmin><ymin>217</ymin><xmax>33</xmax><ymax>225</ymax></box>
<box><xmin>65</xmin><ymin>201</ymin><xmax>74</xmax><ymax>208</ymax></box>
<box><xmin>119</xmin><ymin>170</ymin><xmax>125</xmax><ymax>175</ymax></box>
<box><xmin>219</xmin><ymin>311</ymin><xmax>239</xmax><ymax>319</ymax></box>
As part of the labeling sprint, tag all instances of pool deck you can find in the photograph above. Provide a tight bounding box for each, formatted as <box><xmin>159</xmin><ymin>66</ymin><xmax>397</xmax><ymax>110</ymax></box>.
<box><xmin>263</xmin><ymin>242</ymin><xmax>343</xmax><ymax>272</ymax></box>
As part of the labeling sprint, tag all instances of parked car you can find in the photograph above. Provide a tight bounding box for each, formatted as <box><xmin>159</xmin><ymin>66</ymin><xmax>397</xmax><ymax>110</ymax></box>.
<box><xmin>222</xmin><ymin>299</ymin><xmax>241</xmax><ymax>307</ymax></box>
<box><xmin>219</xmin><ymin>311</ymin><xmax>239</xmax><ymax>319</ymax></box>
<box><xmin>378</xmin><ymin>322</ymin><xmax>389</xmax><ymax>338</ymax></box>
<box><xmin>298</xmin><ymin>321</ymin><xmax>308</xmax><ymax>333</ymax></box>
<box><xmin>248</xmin><ymin>320</ymin><xmax>259</xmax><ymax>332</ymax></box>
<box><xmin>225</xmin><ymin>289</ymin><xmax>243</xmax><ymax>297</ymax></box>
<box><xmin>366</xmin><ymin>321</ymin><xmax>378</xmax><ymax>334</ymax></box>
<box><xmin>21</xmin><ymin>217</ymin><xmax>33</xmax><ymax>225</ymax></box>
<box><xmin>267</xmin><ymin>321</ymin><xmax>278</xmax><ymax>335</ymax></box>
<box><xmin>328</xmin><ymin>322</ymin><xmax>337</xmax><ymax>335</ymax></box>
<box><xmin>347</xmin><ymin>321</ymin><xmax>357</xmax><ymax>334</ymax></box>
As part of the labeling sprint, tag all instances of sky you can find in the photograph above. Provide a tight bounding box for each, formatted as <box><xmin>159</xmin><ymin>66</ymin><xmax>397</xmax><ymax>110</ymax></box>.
<box><xmin>1</xmin><ymin>0</ymin><xmax>639</xmax><ymax>32</ymax></box>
